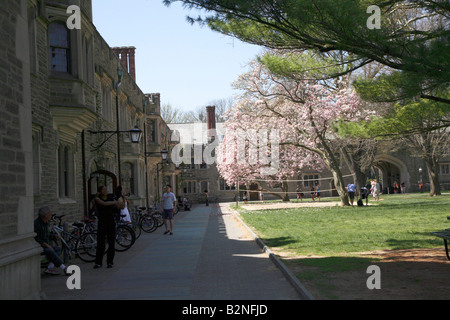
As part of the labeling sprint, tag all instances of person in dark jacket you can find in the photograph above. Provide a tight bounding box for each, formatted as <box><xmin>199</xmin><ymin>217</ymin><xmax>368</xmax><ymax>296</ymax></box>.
<box><xmin>34</xmin><ymin>206</ymin><xmax>68</xmax><ymax>275</ymax></box>
<box><xmin>93</xmin><ymin>186</ymin><xmax>123</xmax><ymax>269</ymax></box>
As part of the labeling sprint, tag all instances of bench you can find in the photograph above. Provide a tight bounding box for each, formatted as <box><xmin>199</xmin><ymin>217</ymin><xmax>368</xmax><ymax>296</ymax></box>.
<box><xmin>431</xmin><ymin>229</ymin><xmax>450</xmax><ymax>261</ymax></box>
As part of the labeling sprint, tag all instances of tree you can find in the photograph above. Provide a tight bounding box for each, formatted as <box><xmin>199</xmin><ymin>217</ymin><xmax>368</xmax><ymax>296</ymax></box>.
<box><xmin>217</xmin><ymin>112</ymin><xmax>325</xmax><ymax>202</ymax></box>
<box><xmin>337</xmin><ymin>99</ymin><xmax>450</xmax><ymax>196</ymax></box>
<box><xmin>161</xmin><ymin>103</ymin><xmax>187</xmax><ymax>123</ymax></box>
<box><xmin>164</xmin><ymin>0</ymin><xmax>449</xmax><ymax>105</ymax></box>
<box><xmin>217</xmin><ymin>59</ymin><xmax>366</xmax><ymax>206</ymax></box>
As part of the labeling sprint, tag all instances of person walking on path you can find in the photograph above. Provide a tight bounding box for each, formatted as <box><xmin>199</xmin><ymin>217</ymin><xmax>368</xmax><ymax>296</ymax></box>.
<box><xmin>93</xmin><ymin>186</ymin><xmax>123</xmax><ymax>269</ymax></box>
<box><xmin>162</xmin><ymin>185</ymin><xmax>177</xmax><ymax>235</ymax></box>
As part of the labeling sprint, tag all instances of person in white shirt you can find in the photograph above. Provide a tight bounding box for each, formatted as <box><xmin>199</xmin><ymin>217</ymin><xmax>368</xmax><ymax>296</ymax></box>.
<box><xmin>162</xmin><ymin>185</ymin><xmax>177</xmax><ymax>235</ymax></box>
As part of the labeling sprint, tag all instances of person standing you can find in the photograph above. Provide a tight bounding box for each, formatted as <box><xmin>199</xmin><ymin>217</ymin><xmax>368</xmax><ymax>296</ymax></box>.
<box><xmin>115</xmin><ymin>186</ymin><xmax>131</xmax><ymax>223</ymax></box>
<box><xmin>296</xmin><ymin>185</ymin><xmax>303</xmax><ymax>202</ymax></box>
<box><xmin>205</xmin><ymin>190</ymin><xmax>209</xmax><ymax>207</ymax></box>
<box><xmin>310</xmin><ymin>185</ymin><xmax>315</xmax><ymax>202</ymax></box>
<box><xmin>243</xmin><ymin>191</ymin><xmax>248</xmax><ymax>204</ymax></box>
<box><xmin>315</xmin><ymin>183</ymin><xmax>321</xmax><ymax>202</ymax></box>
<box><xmin>372</xmin><ymin>179</ymin><xmax>381</xmax><ymax>201</ymax></box>
<box><xmin>93</xmin><ymin>186</ymin><xmax>123</xmax><ymax>269</ymax></box>
<box><xmin>162</xmin><ymin>185</ymin><xmax>177</xmax><ymax>235</ymax></box>
<box><xmin>346</xmin><ymin>182</ymin><xmax>357</xmax><ymax>206</ymax></box>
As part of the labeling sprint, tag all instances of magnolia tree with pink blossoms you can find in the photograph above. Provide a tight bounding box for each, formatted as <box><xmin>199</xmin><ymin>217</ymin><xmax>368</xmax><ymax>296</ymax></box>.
<box><xmin>216</xmin><ymin>110</ymin><xmax>325</xmax><ymax>201</ymax></box>
<box><xmin>217</xmin><ymin>59</ymin><xmax>366</xmax><ymax>206</ymax></box>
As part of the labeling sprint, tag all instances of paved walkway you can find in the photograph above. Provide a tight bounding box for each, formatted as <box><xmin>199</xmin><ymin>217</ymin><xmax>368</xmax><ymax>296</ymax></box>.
<box><xmin>40</xmin><ymin>204</ymin><xmax>301</xmax><ymax>300</ymax></box>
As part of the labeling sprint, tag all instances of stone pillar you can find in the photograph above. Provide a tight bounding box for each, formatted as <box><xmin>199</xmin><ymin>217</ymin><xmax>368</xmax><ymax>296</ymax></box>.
<box><xmin>0</xmin><ymin>0</ymin><xmax>42</xmax><ymax>300</ymax></box>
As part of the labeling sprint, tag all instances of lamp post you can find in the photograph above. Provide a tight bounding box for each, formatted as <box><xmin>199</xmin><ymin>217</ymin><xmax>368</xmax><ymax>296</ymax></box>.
<box><xmin>116</xmin><ymin>65</ymin><xmax>124</xmax><ymax>183</ymax></box>
<box><xmin>89</xmin><ymin>125</ymin><xmax>143</xmax><ymax>181</ymax></box>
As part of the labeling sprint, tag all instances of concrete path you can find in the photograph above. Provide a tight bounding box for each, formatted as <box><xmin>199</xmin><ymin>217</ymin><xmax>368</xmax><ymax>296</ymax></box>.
<box><xmin>40</xmin><ymin>204</ymin><xmax>301</xmax><ymax>300</ymax></box>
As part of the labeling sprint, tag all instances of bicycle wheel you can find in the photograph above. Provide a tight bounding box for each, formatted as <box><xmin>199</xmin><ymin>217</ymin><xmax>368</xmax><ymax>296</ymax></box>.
<box><xmin>115</xmin><ymin>225</ymin><xmax>136</xmax><ymax>252</ymax></box>
<box><xmin>153</xmin><ymin>212</ymin><xmax>164</xmax><ymax>228</ymax></box>
<box><xmin>130</xmin><ymin>221</ymin><xmax>142</xmax><ymax>239</ymax></box>
<box><xmin>140</xmin><ymin>215</ymin><xmax>157</xmax><ymax>233</ymax></box>
<box><xmin>76</xmin><ymin>232</ymin><xmax>98</xmax><ymax>262</ymax></box>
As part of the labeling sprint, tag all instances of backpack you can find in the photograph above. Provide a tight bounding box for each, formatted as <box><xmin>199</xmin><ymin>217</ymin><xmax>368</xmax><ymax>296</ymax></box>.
<box><xmin>357</xmin><ymin>199</ymin><xmax>364</xmax><ymax>207</ymax></box>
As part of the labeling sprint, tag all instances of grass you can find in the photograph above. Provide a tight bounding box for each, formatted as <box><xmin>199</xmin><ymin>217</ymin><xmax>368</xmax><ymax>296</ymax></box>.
<box><xmin>233</xmin><ymin>193</ymin><xmax>450</xmax><ymax>256</ymax></box>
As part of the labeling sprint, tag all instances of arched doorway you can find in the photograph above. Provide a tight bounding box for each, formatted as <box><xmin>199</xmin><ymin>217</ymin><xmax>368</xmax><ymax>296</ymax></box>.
<box><xmin>87</xmin><ymin>170</ymin><xmax>118</xmax><ymax>215</ymax></box>
<box><xmin>372</xmin><ymin>155</ymin><xmax>410</xmax><ymax>194</ymax></box>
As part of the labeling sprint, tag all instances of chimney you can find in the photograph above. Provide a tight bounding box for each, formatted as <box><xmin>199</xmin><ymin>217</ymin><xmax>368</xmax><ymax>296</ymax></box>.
<box><xmin>128</xmin><ymin>47</ymin><xmax>136</xmax><ymax>81</ymax></box>
<box><xmin>112</xmin><ymin>46</ymin><xmax>136</xmax><ymax>82</ymax></box>
<box><xmin>206</xmin><ymin>106</ymin><xmax>216</xmax><ymax>139</ymax></box>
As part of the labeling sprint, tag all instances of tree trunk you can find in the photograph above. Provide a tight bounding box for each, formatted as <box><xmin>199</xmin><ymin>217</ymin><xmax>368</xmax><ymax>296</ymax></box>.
<box><xmin>425</xmin><ymin>158</ymin><xmax>441</xmax><ymax>196</ymax></box>
<box><xmin>320</xmin><ymin>140</ymin><xmax>351</xmax><ymax>206</ymax></box>
<box><xmin>281</xmin><ymin>181</ymin><xmax>290</xmax><ymax>202</ymax></box>
<box><xmin>331</xmin><ymin>168</ymin><xmax>350</xmax><ymax>206</ymax></box>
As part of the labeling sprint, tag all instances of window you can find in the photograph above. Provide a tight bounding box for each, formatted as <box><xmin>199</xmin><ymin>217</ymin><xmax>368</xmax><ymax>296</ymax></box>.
<box><xmin>147</xmin><ymin>120</ymin><xmax>156</xmax><ymax>144</ymax></box>
<box><xmin>303</xmin><ymin>175</ymin><xmax>319</xmax><ymax>188</ymax></box>
<box><xmin>200</xmin><ymin>181</ymin><xmax>208</xmax><ymax>193</ymax></box>
<box><xmin>183</xmin><ymin>181</ymin><xmax>197</xmax><ymax>194</ymax></box>
<box><xmin>440</xmin><ymin>164</ymin><xmax>450</xmax><ymax>175</ymax></box>
<box><xmin>219</xmin><ymin>179</ymin><xmax>236</xmax><ymax>191</ymax></box>
<box><xmin>122</xmin><ymin>162</ymin><xmax>135</xmax><ymax>195</ymax></box>
<box><xmin>58</xmin><ymin>145</ymin><xmax>74</xmax><ymax>198</ymax></box>
<box><xmin>49</xmin><ymin>22</ymin><xmax>70</xmax><ymax>72</ymax></box>
<box><xmin>102</xmin><ymin>83</ymin><xmax>113</xmax><ymax>122</ymax></box>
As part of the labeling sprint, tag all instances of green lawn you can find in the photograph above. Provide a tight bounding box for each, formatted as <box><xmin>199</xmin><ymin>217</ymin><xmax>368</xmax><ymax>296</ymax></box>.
<box><xmin>234</xmin><ymin>194</ymin><xmax>450</xmax><ymax>256</ymax></box>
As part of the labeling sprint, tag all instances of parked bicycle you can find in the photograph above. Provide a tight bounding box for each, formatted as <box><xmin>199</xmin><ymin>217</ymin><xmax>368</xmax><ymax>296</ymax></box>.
<box><xmin>114</xmin><ymin>214</ymin><xmax>136</xmax><ymax>252</ymax></box>
<box><xmin>131</xmin><ymin>206</ymin><xmax>158</xmax><ymax>233</ymax></box>
<box><xmin>49</xmin><ymin>214</ymin><xmax>97</xmax><ymax>263</ymax></box>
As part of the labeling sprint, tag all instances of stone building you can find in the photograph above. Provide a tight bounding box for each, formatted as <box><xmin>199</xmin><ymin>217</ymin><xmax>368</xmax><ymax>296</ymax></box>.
<box><xmin>170</xmin><ymin>107</ymin><xmax>450</xmax><ymax>204</ymax></box>
<box><xmin>0</xmin><ymin>0</ymin><xmax>178</xmax><ymax>299</ymax></box>
<box><xmin>169</xmin><ymin>106</ymin><xmax>238</xmax><ymax>204</ymax></box>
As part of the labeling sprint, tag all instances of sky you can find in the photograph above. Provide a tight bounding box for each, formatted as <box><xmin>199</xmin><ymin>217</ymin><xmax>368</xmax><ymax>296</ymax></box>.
<box><xmin>92</xmin><ymin>0</ymin><xmax>263</xmax><ymax>113</ymax></box>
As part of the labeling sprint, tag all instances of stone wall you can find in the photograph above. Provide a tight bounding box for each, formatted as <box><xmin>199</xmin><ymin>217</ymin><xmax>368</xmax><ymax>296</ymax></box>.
<box><xmin>0</xmin><ymin>0</ymin><xmax>42</xmax><ymax>300</ymax></box>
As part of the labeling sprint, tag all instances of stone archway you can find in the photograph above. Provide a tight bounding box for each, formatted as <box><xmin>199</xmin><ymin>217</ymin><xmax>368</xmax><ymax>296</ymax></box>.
<box><xmin>372</xmin><ymin>155</ymin><xmax>410</xmax><ymax>194</ymax></box>
<box><xmin>87</xmin><ymin>170</ymin><xmax>118</xmax><ymax>215</ymax></box>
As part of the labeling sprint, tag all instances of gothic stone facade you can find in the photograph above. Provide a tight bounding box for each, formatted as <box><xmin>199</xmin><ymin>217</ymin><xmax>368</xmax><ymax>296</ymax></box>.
<box><xmin>0</xmin><ymin>0</ymin><xmax>177</xmax><ymax>299</ymax></box>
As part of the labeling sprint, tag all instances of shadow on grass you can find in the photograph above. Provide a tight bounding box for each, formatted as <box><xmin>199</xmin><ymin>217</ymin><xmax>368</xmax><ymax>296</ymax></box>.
<box><xmin>282</xmin><ymin>251</ymin><xmax>450</xmax><ymax>300</ymax></box>
<box><xmin>385</xmin><ymin>236</ymin><xmax>443</xmax><ymax>251</ymax></box>
<box><xmin>263</xmin><ymin>236</ymin><xmax>298</xmax><ymax>248</ymax></box>
<box><xmin>284</xmin><ymin>256</ymin><xmax>378</xmax><ymax>275</ymax></box>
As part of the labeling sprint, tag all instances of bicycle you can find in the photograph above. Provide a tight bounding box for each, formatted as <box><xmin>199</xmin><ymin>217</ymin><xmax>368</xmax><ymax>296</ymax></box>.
<box><xmin>120</xmin><ymin>212</ymin><xmax>142</xmax><ymax>240</ymax></box>
<box><xmin>132</xmin><ymin>206</ymin><xmax>158</xmax><ymax>233</ymax></box>
<box><xmin>114</xmin><ymin>214</ymin><xmax>136</xmax><ymax>252</ymax></box>
<box><xmin>49</xmin><ymin>215</ymin><xmax>97</xmax><ymax>263</ymax></box>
